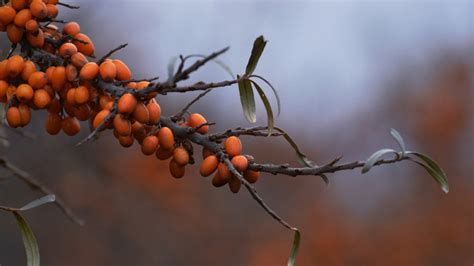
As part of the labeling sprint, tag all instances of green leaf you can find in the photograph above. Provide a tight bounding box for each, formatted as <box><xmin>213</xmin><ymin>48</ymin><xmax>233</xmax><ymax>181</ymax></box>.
<box><xmin>13</xmin><ymin>212</ymin><xmax>40</xmax><ymax>266</ymax></box>
<box><xmin>407</xmin><ymin>151</ymin><xmax>449</xmax><ymax>193</ymax></box>
<box><xmin>245</xmin><ymin>36</ymin><xmax>267</xmax><ymax>76</ymax></box>
<box><xmin>238</xmin><ymin>76</ymin><xmax>257</xmax><ymax>123</ymax></box>
<box><xmin>274</xmin><ymin>127</ymin><xmax>313</xmax><ymax>167</ymax></box>
<box><xmin>20</xmin><ymin>194</ymin><xmax>56</xmax><ymax>211</ymax></box>
<box><xmin>250</xmin><ymin>74</ymin><xmax>281</xmax><ymax>116</ymax></box>
<box><xmin>287</xmin><ymin>230</ymin><xmax>301</xmax><ymax>266</ymax></box>
<box><xmin>249</xmin><ymin>80</ymin><xmax>274</xmax><ymax>134</ymax></box>
<box><xmin>390</xmin><ymin>128</ymin><xmax>406</xmax><ymax>155</ymax></box>
<box><xmin>362</xmin><ymin>149</ymin><xmax>397</xmax><ymax>174</ymax></box>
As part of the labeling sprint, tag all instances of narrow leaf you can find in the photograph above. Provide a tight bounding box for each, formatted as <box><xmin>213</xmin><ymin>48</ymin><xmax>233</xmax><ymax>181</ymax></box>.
<box><xmin>362</xmin><ymin>149</ymin><xmax>397</xmax><ymax>174</ymax></box>
<box><xmin>407</xmin><ymin>152</ymin><xmax>449</xmax><ymax>193</ymax></box>
<box><xmin>13</xmin><ymin>212</ymin><xmax>40</xmax><ymax>266</ymax></box>
<box><xmin>245</xmin><ymin>36</ymin><xmax>267</xmax><ymax>76</ymax></box>
<box><xmin>390</xmin><ymin>128</ymin><xmax>406</xmax><ymax>155</ymax></box>
<box><xmin>287</xmin><ymin>230</ymin><xmax>301</xmax><ymax>266</ymax></box>
<box><xmin>274</xmin><ymin>127</ymin><xmax>314</xmax><ymax>167</ymax></box>
<box><xmin>20</xmin><ymin>194</ymin><xmax>56</xmax><ymax>211</ymax></box>
<box><xmin>250</xmin><ymin>74</ymin><xmax>281</xmax><ymax>116</ymax></box>
<box><xmin>250</xmin><ymin>80</ymin><xmax>274</xmax><ymax>134</ymax></box>
<box><xmin>238</xmin><ymin>77</ymin><xmax>257</xmax><ymax>123</ymax></box>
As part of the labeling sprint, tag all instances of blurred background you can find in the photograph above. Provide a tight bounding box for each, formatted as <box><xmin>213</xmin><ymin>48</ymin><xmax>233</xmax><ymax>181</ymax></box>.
<box><xmin>0</xmin><ymin>0</ymin><xmax>473</xmax><ymax>265</ymax></box>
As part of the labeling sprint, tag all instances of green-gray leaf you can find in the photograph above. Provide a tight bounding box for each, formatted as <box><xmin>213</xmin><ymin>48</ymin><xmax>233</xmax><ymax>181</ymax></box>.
<box><xmin>287</xmin><ymin>230</ymin><xmax>301</xmax><ymax>266</ymax></box>
<box><xmin>250</xmin><ymin>74</ymin><xmax>281</xmax><ymax>116</ymax></box>
<box><xmin>407</xmin><ymin>151</ymin><xmax>449</xmax><ymax>193</ymax></box>
<box><xmin>250</xmin><ymin>80</ymin><xmax>274</xmax><ymax>134</ymax></box>
<box><xmin>362</xmin><ymin>149</ymin><xmax>397</xmax><ymax>174</ymax></box>
<box><xmin>13</xmin><ymin>212</ymin><xmax>40</xmax><ymax>266</ymax></box>
<box><xmin>390</xmin><ymin>128</ymin><xmax>406</xmax><ymax>155</ymax></box>
<box><xmin>245</xmin><ymin>36</ymin><xmax>267</xmax><ymax>76</ymax></box>
<box><xmin>274</xmin><ymin>127</ymin><xmax>313</xmax><ymax>167</ymax></box>
<box><xmin>20</xmin><ymin>194</ymin><xmax>56</xmax><ymax>211</ymax></box>
<box><xmin>238</xmin><ymin>77</ymin><xmax>257</xmax><ymax>123</ymax></box>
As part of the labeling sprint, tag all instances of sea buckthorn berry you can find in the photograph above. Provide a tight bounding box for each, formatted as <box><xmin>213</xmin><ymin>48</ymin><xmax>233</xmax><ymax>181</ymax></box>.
<box><xmin>126</xmin><ymin>82</ymin><xmax>137</xmax><ymax>90</ymax></box>
<box><xmin>79</xmin><ymin>62</ymin><xmax>99</xmax><ymax>80</ymax></box>
<box><xmin>46</xmin><ymin>4</ymin><xmax>58</xmax><ymax>18</ymax></box>
<box><xmin>187</xmin><ymin>113</ymin><xmax>209</xmax><ymax>134</ymax></box>
<box><xmin>141</xmin><ymin>135</ymin><xmax>159</xmax><ymax>155</ymax></box>
<box><xmin>231</xmin><ymin>155</ymin><xmax>249</xmax><ymax>172</ymax></box>
<box><xmin>0</xmin><ymin>81</ymin><xmax>9</xmax><ymax>99</ymax></box>
<box><xmin>71</xmin><ymin>52</ymin><xmax>88</xmax><ymax>68</ymax></box>
<box><xmin>136</xmin><ymin>81</ymin><xmax>150</xmax><ymax>90</ymax></box>
<box><xmin>45</xmin><ymin>66</ymin><xmax>55</xmax><ymax>81</ymax></box>
<box><xmin>118</xmin><ymin>135</ymin><xmax>134</xmax><ymax>148</ymax></box>
<box><xmin>99</xmin><ymin>61</ymin><xmax>117</xmax><ymax>81</ymax></box>
<box><xmin>132</xmin><ymin>102</ymin><xmax>149</xmax><ymax>124</ymax></box>
<box><xmin>169</xmin><ymin>159</ymin><xmax>185</xmax><ymax>179</ymax></box>
<box><xmin>113</xmin><ymin>114</ymin><xmax>131</xmax><ymax>136</ymax></box>
<box><xmin>202</xmin><ymin>148</ymin><xmax>213</xmax><ymax>159</ymax></box>
<box><xmin>7</xmin><ymin>24</ymin><xmax>24</xmax><ymax>44</ymax></box>
<box><xmin>244</xmin><ymin>170</ymin><xmax>260</xmax><ymax>184</ymax></box>
<box><xmin>200</xmin><ymin>155</ymin><xmax>218</xmax><ymax>177</ymax></box>
<box><xmin>51</xmin><ymin>66</ymin><xmax>66</xmax><ymax>91</ymax></box>
<box><xmin>47</xmin><ymin>97</ymin><xmax>61</xmax><ymax>114</ymax></box>
<box><xmin>147</xmin><ymin>99</ymin><xmax>161</xmax><ymax>124</ymax></box>
<box><xmin>217</xmin><ymin>163</ymin><xmax>232</xmax><ymax>182</ymax></box>
<box><xmin>6</xmin><ymin>85</ymin><xmax>17</xmax><ymax>101</ymax></box>
<box><xmin>63</xmin><ymin>103</ymin><xmax>75</xmax><ymax>117</ymax></box>
<box><xmin>73</xmin><ymin>33</ymin><xmax>95</xmax><ymax>56</ymax></box>
<box><xmin>30</xmin><ymin>0</ymin><xmax>48</xmax><ymax>19</ymax></box>
<box><xmin>62</xmin><ymin>21</ymin><xmax>80</xmax><ymax>36</ymax></box>
<box><xmin>21</xmin><ymin>60</ymin><xmax>36</xmax><ymax>81</ymax></box>
<box><xmin>18</xmin><ymin>104</ymin><xmax>31</xmax><ymax>126</ymax></box>
<box><xmin>173</xmin><ymin>147</ymin><xmax>189</xmax><ymax>166</ymax></box>
<box><xmin>158</xmin><ymin>127</ymin><xmax>175</xmax><ymax>150</ymax></box>
<box><xmin>224</xmin><ymin>136</ymin><xmax>242</xmax><ymax>157</ymax></box>
<box><xmin>228</xmin><ymin>176</ymin><xmax>241</xmax><ymax>194</ymax></box>
<box><xmin>74</xmin><ymin>104</ymin><xmax>91</xmax><ymax>121</ymax></box>
<box><xmin>0</xmin><ymin>24</ymin><xmax>5</xmax><ymax>33</ymax></box>
<box><xmin>112</xmin><ymin>60</ymin><xmax>132</xmax><ymax>81</ymax></box>
<box><xmin>61</xmin><ymin>116</ymin><xmax>80</xmax><ymax>136</ymax></box>
<box><xmin>117</xmin><ymin>93</ymin><xmax>137</xmax><ymax>114</ymax></box>
<box><xmin>33</xmin><ymin>89</ymin><xmax>51</xmax><ymax>109</ymax></box>
<box><xmin>155</xmin><ymin>146</ymin><xmax>173</xmax><ymax>160</ymax></box>
<box><xmin>26</xmin><ymin>30</ymin><xmax>44</xmax><ymax>48</ymax></box>
<box><xmin>92</xmin><ymin>109</ymin><xmax>110</xmax><ymax>129</ymax></box>
<box><xmin>45</xmin><ymin>112</ymin><xmax>61</xmax><ymax>135</ymax></box>
<box><xmin>25</xmin><ymin>20</ymin><xmax>39</xmax><ymax>33</ymax></box>
<box><xmin>6</xmin><ymin>107</ymin><xmax>21</xmax><ymax>128</ymax></box>
<box><xmin>59</xmin><ymin>43</ymin><xmax>78</xmax><ymax>58</ymax></box>
<box><xmin>28</xmin><ymin>71</ymin><xmax>48</xmax><ymax>89</ymax></box>
<box><xmin>66</xmin><ymin>64</ymin><xmax>78</xmax><ymax>82</ymax></box>
<box><xmin>0</xmin><ymin>61</ymin><xmax>8</xmax><ymax>80</ymax></box>
<box><xmin>14</xmin><ymin>9</ymin><xmax>32</xmax><ymax>28</ymax></box>
<box><xmin>74</xmin><ymin>86</ymin><xmax>89</xmax><ymax>105</ymax></box>
<box><xmin>11</xmin><ymin>0</ymin><xmax>29</xmax><ymax>11</ymax></box>
<box><xmin>66</xmin><ymin>88</ymin><xmax>76</xmax><ymax>105</ymax></box>
<box><xmin>7</xmin><ymin>55</ymin><xmax>25</xmax><ymax>78</ymax></box>
<box><xmin>16</xmin><ymin>84</ymin><xmax>34</xmax><ymax>102</ymax></box>
<box><xmin>0</xmin><ymin>6</ymin><xmax>16</xmax><ymax>25</ymax></box>
<box><xmin>212</xmin><ymin>172</ymin><xmax>228</xmax><ymax>187</ymax></box>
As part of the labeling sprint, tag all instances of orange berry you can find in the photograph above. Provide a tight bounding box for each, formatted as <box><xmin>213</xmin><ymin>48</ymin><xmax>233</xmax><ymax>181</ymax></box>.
<box><xmin>231</xmin><ymin>155</ymin><xmax>249</xmax><ymax>172</ymax></box>
<box><xmin>113</xmin><ymin>114</ymin><xmax>131</xmax><ymax>136</ymax></box>
<box><xmin>30</xmin><ymin>0</ymin><xmax>48</xmax><ymax>19</ymax></box>
<box><xmin>147</xmin><ymin>99</ymin><xmax>161</xmax><ymax>124</ymax></box>
<box><xmin>126</xmin><ymin>82</ymin><xmax>137</xmax><ymax>89</ymax></box>
<box><xmin>73</xmin><ymin>33</ymin><xmax>94</xmax><ymax>56</ymax></box>
<box><xmin>18</xmin><ymin>104</ymin><xmax>31</xmax><ymax>126</ymax></box>
<box><xmin>212</xmin><ymin>172</ymin><xmax>229</xmax><ymax>187</ymax></box>
<box><xmin>25</xmin><ymin>19</ymin><xmax>38</xmax><ymax>33</ymax></box>
<box><xmin>26</xmin><ymin>29</ymin><xmax>44</xmax><ymax>48</ymax></box>
<box><xmin>132</xmin><ymin>102</ymin><xmax>149</xmax><ymax>124</ymax></box>
<box><xmin>74</xmin><ymin>104</ymin><xmax>91</xmax><ymax>121</ymax></box>
<box><xmin>13</xmin><ymin>9</ymin><xmax>32</xmax><ymax>28</ymax></box>
<box><xmin>6</xmin><ymin>55</ymin><xmax>25</xmax><ymax>78</ymax></box>
<box><xmin>0</xmin><ymin>6</ymin><xmax>16</xmax><ymax>25</ymax></box>
<box><xmin>136</xmin><ymin>81</ymin><xmax>150</xmax><ymax>90</ymax></box>
<box><xmin>79</xmin><ymin>62</ymin><xmax>99</xmax><ymax>80</ymax></box>
<box><xmin>45</xmin><ymin>66</ymin><xmax>55</xmax><ymax>81</ymax></box>
<box><xmin>243</xmin><ymin>170</ymin><xmax>260</xmax><ymax>184</ymax></box>
<box><xmin>141</xmin><ymin>135</ymin><xmax>159</xmax><ymax>155</ymax></box>
<box><xmin>46</xmin><ymin>4</ymin><xmax>58</xmax><ymax>18</ymax></box>
<box><xmin>217</xmin><ymin>163</ymin><xmax>232</xmax><ymax>182</ymax></box>
<box><xmin>70</xmin><ymin>52</ymin><xmax>88</xmax><ymax>68</ymax></box>
<box><xmin>99</xmin><ymin>94</ymin><xmax>114</xmax><ymax>110</ymax></box>
<box><xmin>63</xmin><ymin>102</ymin><xmax>75</xmax><ymax>117</ymax></box>
<box><xmin>16</xmin><ymin>83</ymin><xmax>34</xmax><ymax>102</ymax></box>
<box><xmin>47</xmin><ymin>97</ymin><xmax>61</xmax><ymax>114</ymax></box>
<box><xmin>99</xmin><ymin>61</ymin><xmax>116</xmax><ymax>81</ymax></box>
<box><xmin>21</xmin><ymin>60</ymin><xmax>36</xmax><ymax>81</ymax></box>
<box><xmin>51</xmin><ymin>66</ymin><xmax>66</xmax><ymax>91</ymax></box>
<box><xmin>33</xmin><ymin>89</ymin><xmax>51</xmax><ymax>108</ymax></box>
<box><xmin>66</xmin><ymin>64</ymin><xmax>78</xmax><ymax>82</ymax></box>
<box><xmin>11</xmin><ymin>0</ymin><xmax>29</xmax><ymax>11</ymax></box>
<box><xmin>62</xmin><ymin>21</ymin><xmax>80</xmax><ymax>36</ymax></box>
<box><xmin>155</xmin><ymin>146</ymin><xmax>173</xmax><ymax>160</ymax></box>
<box><xmin>92</xmin><ymin>109</ymin><xmax>110</xmax><ymax>129</ymax></box>
<box><xmin>7</xmin><ymin>24</ymin><xmax>24</xmax><ymax>44</ymax></box>
<box><xmin>187</xmin><ymin>113</ymin><xmax>209</xmax><ymax>134</ymax></box>
<box><xmin>118</xmin><ymin>135</ymin><xmax>134</xmax><ymax>148</ymax></box>
<box><xmin>112</xmin><ymin>59</ymin><xmax>132</xmax><ymax>81</ymax></box>
<box><xmin>173</xmin><ymin>147</ymin><xmax>189</xmax><ymax>166</ymax></box>
<box><xmin>59</xmin><ymin>43</ymin><xmax>78</xmax><ymax>58</ymax></box>
<box><xmin>228</xmin><ymin>176</ymin><xmax>241</xmax><ymax>193</ymax></box>
<box><xmin>74</xmin><ymin>86</ymin><xmax>89</xmax><ymax>105</ymax></box>
<box><xmin>66</xmin><ymin>88</ymin><xmax>76</xmax><ymax>105</ymax></box>
<box><xmin>45</xmin><ymin>112</ymin><xmax>61</xmax><ymax>135</ymax></box>
<box><xmin>200</xmin><ymin>155</ymin><xmax>218</xmax><ymax>177</ymax></box>
<box><xmin>61</xmin><ymin>116</ymin><xmax>80</xmax><ymax>136</ymax></box>
<box><xmin>224</xmin><ymin>136</ymin><xmax>242</xmax><ymax>157</ymax></box>
<box><xmin>0</xmin><ymin>80</ymin><xmax>9</xmax><ymax>99</ymax></box>
<box><xmin>117</xmin><ymin>93</ymin><xmax>137</xmax><ymax>114</ymax></box>
<box><xmin>28</xmin><ymin>71</ymin><xmax>48</xmax><ymax>89</ymax></box>
<box><xmin>202</xmin><ymin>148</ymin><xmax>213</xmax><ymax>159</ymax></box>
<box><xmin>169</xmin><ymin>159</ymin><xmax>185</xmax><ymax>178</ymax></box>
<box><xmin>6</xmin><ymin>107</ymin><xmax>22</xmax><ymax>128</ymax></box>
<box><xmin>158</xmin><ymin>127</ymin><xmax>175</xmax><ymax>150</ymax></box>
<box><xmin>6</xmin><ymin>85</ymin><xmax>17</xmax><ymax>102</ymax></box>
<box><xmin>0</xmin><ymin>60</ymin><xmax>8</xmax><ymax>80</ymax></box>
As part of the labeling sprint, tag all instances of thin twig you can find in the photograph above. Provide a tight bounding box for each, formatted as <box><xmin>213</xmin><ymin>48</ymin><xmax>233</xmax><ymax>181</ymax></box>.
<box><xmin>97</xmin><ymin>43</ymin><xmax>128</xmax><ymax>65</ymax></box>
<box><xmin>174</xmin><ymin>89</ymin><xmax>213</xmax><ymax>119</ymax></box>
<box><xmin>57</xmin><ymin>2</ymin><xmax>80</xmax><ymax>9</ymax></box>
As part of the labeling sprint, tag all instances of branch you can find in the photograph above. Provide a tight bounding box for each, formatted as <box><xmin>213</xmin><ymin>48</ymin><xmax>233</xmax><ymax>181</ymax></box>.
<box><xmin>97</xmin><ymin>43</ymin><xmax>128</xmax><ymax>65</ymax></box>
<box><xmin>57</xmin><ymin>2</ymin><xmax>80</xmax><ymax>9</ymax></box>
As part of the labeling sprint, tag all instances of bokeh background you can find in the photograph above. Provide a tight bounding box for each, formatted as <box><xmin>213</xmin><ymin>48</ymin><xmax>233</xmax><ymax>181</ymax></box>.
<box><xmin>0</xmin><ymin>0</ymin><xmax>473</xmax><ymax>265</ymax></box>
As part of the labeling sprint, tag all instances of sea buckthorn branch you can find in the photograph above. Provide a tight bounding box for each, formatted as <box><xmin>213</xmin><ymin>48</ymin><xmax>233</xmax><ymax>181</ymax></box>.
<box><xmin>209</xmin><ymin>126</ymin><xmax>285</xmax><ymax>140</ymax></box>
<box><xmin>97</xmin><ymin>43</ymin><xmax>128</xmax><ymax>65</ymax></box>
